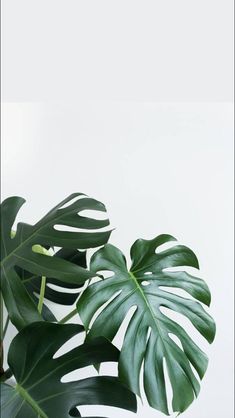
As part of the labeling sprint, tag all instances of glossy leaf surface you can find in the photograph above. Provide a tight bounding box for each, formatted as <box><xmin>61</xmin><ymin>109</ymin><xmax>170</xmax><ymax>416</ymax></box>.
<box><xmin>0</xmin><ymin>194</ymin><xmax>111</xmax><ymax>329</ymax></box>
<box><xmin>0</xmin><ymin>322</ymin><xmax>137</xmax><ymax>418</ymax></box>
<box><xmin>78</xmin><ymin>235</ymin><xmax>216</xmax><ymax>414</ymax></box>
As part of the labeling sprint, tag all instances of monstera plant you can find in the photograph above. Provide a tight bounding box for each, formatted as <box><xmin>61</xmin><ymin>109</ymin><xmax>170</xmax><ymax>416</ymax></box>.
<box><xmin>0</xmin><ymin>193</ymin><xmax>216</xmax><ymax>417</ymax></box>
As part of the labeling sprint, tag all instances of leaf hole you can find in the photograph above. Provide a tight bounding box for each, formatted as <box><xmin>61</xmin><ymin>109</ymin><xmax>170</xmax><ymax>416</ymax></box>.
<box><xmin>168</xmin><ymin>333</ymin><xmax>184</xmax><ymax>351</ymax></box>
<box><xmin>59</xmin><ymin>194</ymin><xmax>86</xmax><ymax>210</ymax></box>
<box><xmin>47</xmin><ymin>283</ymin><xmax>83</xmax><ymax>294</ymax></box>
<box><xmin>146</xmin><ymin>326</ymin><xmax>152</xmax><ymax>342</ymax></box>
<box><xmin>61</xmin><ymin>365</ymin><xmax>96</xmax><ymax>383</ymax></box>
<box><xmin>159</xmin><ymin>306</ymin><xmax>209</xmax><ymax>351</ymax></box>
<box><xmin>53</xmin><ymin>223</ymin><xmax>110</xmax><ymax>233</ymax></box>
<box><xmin>53</xmin><ymin>332</ymin><xmax>85</xmax><ymax>359</ymax></box>
<box><xmin>141</xmin><ymin>281</ymin><xmax>150</xmax><ymax>287</ymax></box>
<box><xmin>155</xmin><ymin>241</ymin><xmax>177</xmax><ymax>254</ymax></box>
<box><xmin>163</xmin><ymin>357</ymin><xmax>174</xmax><ymax>415</ymax></box>
<box><xmin>79</xmin><ymin>209</ymin><xmax>108</xmax><ymax>220</ymax></box>
<box><xmin>89</xmin><ymin>290</ymin><xmax>122</xmax><ymax>330</ymax></box>
<box><xmin>98</xmin><ymin>359</ymin><xmax>118</xmax><ymax>377</ymax></box>
<box><xmin>113</xmin><ymin>306</ymin><xmax>137</xmax><ymax>349</ymax></box>
<box><xmin>159</xmin><ymin>286</ymin><xmax>195</xmax><ymax>300</ymax></box>
<box><xmin>168</xmin><ymin>332</ymin><xmax>201</xmax><ymax>381</ymax></box>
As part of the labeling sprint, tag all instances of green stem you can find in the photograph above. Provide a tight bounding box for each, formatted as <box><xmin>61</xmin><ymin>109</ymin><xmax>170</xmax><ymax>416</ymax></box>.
<box><xmin>0</xmin><ymin>292</ymin><xmax>3</xmax><ymax>341</ymax></box>
<box><xmin>37</xmin><ymin>276</ymin><xmax>46</xmax><ymax>314</ymax></box>
<box><xmin>59</xmin><ymin>308</ymin><xmax>77</xmax><ymax>324</ymax></box>
<box><xmin>15</xmin><ymin>384</ymin><xmax>47</xmax><ymax>418</ymax></box>
<box><xmin>3</xmin><ymin>316</ymin><xmax>9</xmax><ymax>339</ymax></box>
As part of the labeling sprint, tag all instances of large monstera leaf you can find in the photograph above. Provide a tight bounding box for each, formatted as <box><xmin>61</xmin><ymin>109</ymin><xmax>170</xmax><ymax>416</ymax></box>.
<box><xmin>0</xmin><ymin>322</ymin><xmax>137</xmax><ymax>418</ymax></box>
<box><xmin>0</xmin><ymin>194</ymin><xmax>111</xmax><ymax>330</ymax></box>
<box><xmin>78</xmin><ymin>235</ymin><xmax>216</xmax><ymax>415</ymax></box>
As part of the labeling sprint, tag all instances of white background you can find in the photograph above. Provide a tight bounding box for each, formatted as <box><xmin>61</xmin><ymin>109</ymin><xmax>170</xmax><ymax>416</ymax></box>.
<box><xmin>1</xmin><ymin>1</ymin><xmax>234</xmax><ymax>418</ymax></box>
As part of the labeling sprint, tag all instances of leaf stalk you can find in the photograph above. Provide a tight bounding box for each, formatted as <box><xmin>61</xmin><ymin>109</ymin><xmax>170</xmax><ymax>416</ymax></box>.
<box><xmin>37</xmin><ymin>276</ymin><xmax>46</xmax><ymax>314</ymax></box>
<box><xmin>59</xmin><ymin>308</ymin><xmax>77</xmax><ymax>324</ymax></box>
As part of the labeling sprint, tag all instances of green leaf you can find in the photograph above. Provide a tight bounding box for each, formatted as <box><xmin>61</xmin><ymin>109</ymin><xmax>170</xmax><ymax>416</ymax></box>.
<box><xmin>77</xmin><ymin>235</ymin><xmax>216</xmax><ymax>415</ymax></box>
<box><xmin>0</xmin><ymin>322</ymin><xmax>137</xmax><ymax>418</ymax></box>
<box><xmin>0</xmin><ymin>194</ymin><xmax>111</xmax><ymax>330</ymax></box>
<box><xmin>19</xmin><ymin>249</ymin><xmax>88</xmax><ymax>321</ymax></box>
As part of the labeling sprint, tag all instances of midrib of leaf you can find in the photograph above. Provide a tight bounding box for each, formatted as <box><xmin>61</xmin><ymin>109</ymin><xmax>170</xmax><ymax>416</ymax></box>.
<box><xmin>128</xmin><ymin>271</ymin><xmax>165</xmax><ymax>342</ymax></box>
<box><xmin>15</xmin><ymin>384</ymin><xmax>48</xmax><ymax>418</ymax></box>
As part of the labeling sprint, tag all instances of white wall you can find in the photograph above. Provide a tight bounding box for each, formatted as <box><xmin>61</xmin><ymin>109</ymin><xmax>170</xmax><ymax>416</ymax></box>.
<box><xmin>1</xmin><ymin>102</ymin><xmax>234</xmax><ymax>418</ymax></box>
<box><xmin>2</xmin><ymin>0</ymin><xmax>234</xmax><ymax>102</ymax></box>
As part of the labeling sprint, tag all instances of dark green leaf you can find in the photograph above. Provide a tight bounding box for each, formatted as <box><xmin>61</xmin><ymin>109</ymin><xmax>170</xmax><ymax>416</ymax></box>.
<box><xmin>18</xmin><ymin>249</ymin><xmax>87</xmax><ymax>321</ymax></box>
<box><xmin>0</xmin><ymin>194</ymin><xmax>111</xmax><ymax>330</ymax></box>
<box><xmin>78</xmin><ymin>235</ymin><xmax>216</xmax><ymax>415</ymax></box>
<box><xmin>0</xmin><ymin>322</ymin><xmax>137</xmax><ymax>418</ymax></box>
